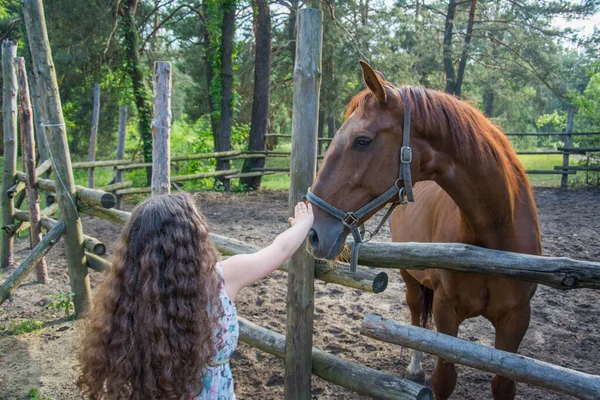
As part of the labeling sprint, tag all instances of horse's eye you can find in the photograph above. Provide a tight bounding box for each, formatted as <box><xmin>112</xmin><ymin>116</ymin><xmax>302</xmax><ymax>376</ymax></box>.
<box><xmin>354</xmin><ymin>137</ymin><xmax>372</xmax><ymax>149</ymax></box>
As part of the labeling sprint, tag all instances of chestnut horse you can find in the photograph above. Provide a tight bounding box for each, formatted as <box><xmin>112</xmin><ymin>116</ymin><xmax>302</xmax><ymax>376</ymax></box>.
<box><xmin>308</xmin><ymin>62</ymin><xmax>541</xmax><ymax>400</ymax></box>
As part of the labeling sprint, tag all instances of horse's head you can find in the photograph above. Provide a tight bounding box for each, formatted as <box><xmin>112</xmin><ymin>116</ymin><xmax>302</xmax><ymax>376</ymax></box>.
<box><xmin>309</xmin><ymin>61</ymin><xmax>425</xmax><ymax>260</ymax></box>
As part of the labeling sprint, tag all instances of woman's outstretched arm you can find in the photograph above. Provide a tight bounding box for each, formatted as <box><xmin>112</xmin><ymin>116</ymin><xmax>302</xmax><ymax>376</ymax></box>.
<box><xmin>220</xmin><ymin>202</ymin><xmax>314</xmax><ymax>301</ymax></box>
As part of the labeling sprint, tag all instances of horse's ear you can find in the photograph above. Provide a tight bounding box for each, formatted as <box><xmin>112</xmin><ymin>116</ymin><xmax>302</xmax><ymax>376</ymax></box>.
<box><xmin>359</xmin><ymin>60</ymin><xmax>387</xmax><ymax>104</ymax></box>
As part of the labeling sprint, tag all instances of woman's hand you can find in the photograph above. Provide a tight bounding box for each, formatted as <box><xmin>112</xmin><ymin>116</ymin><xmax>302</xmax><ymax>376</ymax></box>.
<box><xmin>288</xmin><ymin>202</ymin><xmax>314</xmax><ymax>227</ymax></box>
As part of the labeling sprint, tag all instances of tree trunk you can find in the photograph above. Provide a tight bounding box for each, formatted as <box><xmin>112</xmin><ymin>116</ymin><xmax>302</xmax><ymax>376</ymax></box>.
<box><xmin>214</xmin><ymin>0</ymin><xmax>236</xmax><ymax>191</ymax></box>
<box><xmin>202</xmin><ymin>1</ymin><xmax>219</xmax><ymax>138</ymax></box>
<box><xmin>287</xmin><ymin>0</ymin><xmax>299</xmax><ymax>66</ymax></box>
<box><xmin>241</xmin><ymin>0</ymin><xmax>271</xmax><ymax>190</ymax></box>
<box><xmin>454</xmin><ymin>0</ymin><xmax>477</xmax><ymax>98</ymax></box>
<box><xmin>122</xmin><ymin>0</ymin><xmax>153</xmax><ymax>185</ymax></box>
<box><xmin>443</xmin><ymin>0</ymin><xmax>456</xmax><ymax>94</ymax></box>
<box><xmin>484</xmin><ymin>86</ymin><xmax>494</xmax><ymax>117</ymax></box>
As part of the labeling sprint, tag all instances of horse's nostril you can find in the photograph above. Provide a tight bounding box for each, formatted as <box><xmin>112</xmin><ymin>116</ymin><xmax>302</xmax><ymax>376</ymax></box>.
<box><xmin>308</xmin><ymin>229</ymin><xmax>319</xmax><ymax>249</ymax></box>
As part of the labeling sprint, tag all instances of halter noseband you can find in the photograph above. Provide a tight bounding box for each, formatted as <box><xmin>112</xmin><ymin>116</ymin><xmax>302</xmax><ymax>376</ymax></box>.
<box><xmin>306</xmin><ymin>89</ymin><xmax>414</xmax><ymax>274</ymax></box>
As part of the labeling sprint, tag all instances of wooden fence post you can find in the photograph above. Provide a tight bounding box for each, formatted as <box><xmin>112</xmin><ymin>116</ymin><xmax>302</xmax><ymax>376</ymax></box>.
<box><xmin>15</xmin><ymin>57</ymin><xmax>48</xmax><ymax>283</ymax></box>
<box><xmin>115</xmin><ymin>105</ymin><xmax>127</xmax><ymax>209</ymax></box>
<box><xmin>151</xmin><ymin>62</ymin><xmax>171</xmax><ymax>196</ymax></box>
<box><xmin>284</xmin><ymin>8</ymin><xmax>322</xmax><ymax>400</ymax></box>
<box><xmin>561</xmin><ymin>108</ymin><xmax>574</xmax><ymax>189</ymax></box>
<box><xmin>22</xmin><ymin>0</ymin><xmax>91</xmax><ymax>316</ymax></box>
<box><xmin>88</xmin><ymin>83</ymin><xmax>100</xmax><ymax>188</ymax></box>
<box><xmin>1</xmin><ymin>40</ymin><xmax>18</xmax><ymax>270</ymax></box>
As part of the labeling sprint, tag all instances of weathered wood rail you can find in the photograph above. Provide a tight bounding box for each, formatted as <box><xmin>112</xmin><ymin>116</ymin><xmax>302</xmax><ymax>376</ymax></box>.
<box><xmin>240</xmin><ymin>317</ymin><xmax>432</xmax><ymax>400</ymax></box>
<box><xmin>352</xmin><ymin>240</ymin><xmax>600</xmax><ymax>290</ymax></box>
<box><xmin>361</xmin><ymin>314</ymin><xmax>600</xmax><ymax>400</ymax></box>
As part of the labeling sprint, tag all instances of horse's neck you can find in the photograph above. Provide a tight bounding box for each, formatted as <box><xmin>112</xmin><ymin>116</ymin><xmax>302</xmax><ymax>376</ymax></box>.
<box><xmin>423</xmin><ymin>138</ymin><xmax>540</xmax><ymax>253</ymax></box>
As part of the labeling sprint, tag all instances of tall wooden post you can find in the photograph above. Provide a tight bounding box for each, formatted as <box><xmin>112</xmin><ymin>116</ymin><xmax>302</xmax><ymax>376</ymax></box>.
<box><xmin>151</xmin><ymin>62</ymin><xmax>171</xmax><ymax>196</ymax></box>
<box><xmin>30</xmin><ymin>73</ymin><xmax>50</xmax><ymax>167</ymax></box>
<box><xmin>88</xmin><ymin>83</ymin><xmax>101</xmax><ymax>188</ymax></box>
<box><xmin>23</xmin><ymin>0</ymin><xmax>90</xmax><ymax>316</ymax></box>
<box><xmin>560</xmin><ymin>108</ymin><xmax>574</xmax><ymax>189</ymax></box>
<box><xmin>115</xmin><ymin>106</ymin><xmax>127</xmax><ymax>209</ymax></box>
<box><xmin>15</xmin><ymin>57</ymin><xmax>48</xmax><ymax>283</ymax></box>
<box><xmin>284</xmin><ymin>8</ymin><xmax>322</xmax><ymax>400</ymax></box>
<box><xmin>1</xmin><ymin>41</ymin><xmax>18</xmax><ymax>270</ymax></box>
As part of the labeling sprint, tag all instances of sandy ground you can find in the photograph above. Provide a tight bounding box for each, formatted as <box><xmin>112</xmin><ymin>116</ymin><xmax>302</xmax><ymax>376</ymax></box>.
<box><xmin>1</xmin><ymin>187</ymin><xmax>599</xmax><ymax>400</ymax></box>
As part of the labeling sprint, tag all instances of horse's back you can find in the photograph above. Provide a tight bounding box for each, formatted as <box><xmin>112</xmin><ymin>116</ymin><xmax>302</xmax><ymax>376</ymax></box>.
<box><xmin>390</xmin><ymin>181</ymin><xmax>462</xmax><ymax>243</ymax></box>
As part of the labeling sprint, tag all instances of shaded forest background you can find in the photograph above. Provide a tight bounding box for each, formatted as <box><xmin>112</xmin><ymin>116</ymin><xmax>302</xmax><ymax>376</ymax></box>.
<box><xmin>0</xmin><ymin>0</ymin><xmax>599</xmax><ymax>189</ymax></box>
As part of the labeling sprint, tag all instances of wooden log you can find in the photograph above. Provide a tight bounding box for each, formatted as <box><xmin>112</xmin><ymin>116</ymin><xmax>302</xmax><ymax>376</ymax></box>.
<box><xmin>29</xmin><ymin>72</ymin><xmax>50</xmax><ymax>168</ymax></box>
<box><xmin>171</xmin><ymin>169</ymin><xmax>240</xmax><ymax>183</ymax></box>
<box><xmin>1</xmin><ymin>40</ymin><xmax>18</xmax><ymax>269</ymax></box>
<box><xmin>7</xmin><ymin>181</ymin><xmax>25</xmax><ymax>198</ymax></box>
<box><xmin>78</xmin><ymin>205</ymin><xmax>130</xmax><ymax>225</ymax></box>
<box><xmin>251</xmin><ymin>168</ymin><xmax>289</xmax><ymax>173</ymax></box>
<box><xmin>13</xmin><ymin>206</ymin><xmax>104</xmax><ymax>255</ymax></box>
<box><xmin>353</xmin><ymin>240</ymin><xmax>600</xmax><ymax>290</ymax></box>
<box><xmin>554</xmin><ymin>165</ymin><xmax>600</xmax><ymax>172</ymax></box>
<box><xmin>85</xmin><ymin>251</ymin><xmax>111</xmax><ymax>272</ymax></box>
<box><xmin>557</xmin><ymin>147</ymin><xmax>600</xmax><ymax>153</ymax></box>
<box><xmin>88</xmin><ymin>83</ymin><xmax>100</xmax><ymax>188</ymax></box>
<box><xmin>114</xmin><ymin>106</ymin><xmax>127</xmax><ymax>209</ymax></box>
<box><xmin>239</xmin><ymin>317</ymin><xmax>431</xmax><ymax>400</ymax></box>
<box><xmin>72</xmin><ymin>159</ymin><xmax>134</xmax><ymax>168</ymax></box>
<box><xmin>152</xmin><ymin>62</ymin><xmax>171</xmax><ymax>196</ymax></box>
<box><xmin>23</xmin><ymin>0</ymin><xmax>90</xmax><ymax>316</ymax></box>
<box><xmin>361</xmin><ymin>314</ymin><xmax>600</xmax><ymax>400</ymax></box>
<box><xmin>224</xmin><ymin>171</ymin><xmax>275</xmax><ymax>179</ymax></box>
<box><xmin>171</xmin><ymin>150</ymin><xmax>241</xmax><ymax>161</ymax></box>
<box><xmin>15</xmin><ymin>56</ymin><xmax>47</xmax><ymax>283</ymax></box>
<box><xmin>115</xmin><ymin>162</ymin><xmax>153</xmax><ymax>171</ymax></box>
<box><xmin>209</xmin><ymin>233</ymin><xmax>387</xmax><ymax>293</ymax></box>
<box><xmin>100</xmin><ymin>180</ymin><xmax>133</xmax><ymax>192</ymax></box>
<box><xmin>35</xmin><ymin>158</ymin><xmax>52</xmax><ymax>176</ymax></box>
<box><xmin>0</xmin><ymin>220</ymin><xmax>65</xmax><ymax>305</ymax></box>
<box><xmin>115</xmin><ymin>187</ymin><xmax>152</xmax><ymax>195</ymax></box>
<box><xmin>285</xmin><ymin>9</ymin><xmax>322</xmax><ymax>399</ymax></box>
<box><xmin>221</xmin><ymin>154</ymin><xmax>268</xmax><ymax>161</ymax></box>
<box><xmin>526</xmin><ymin>170</ymin><xmax>576</xmax><ymax>175</ymax></box>
<box><xmin>506</xmin><ymin>131</ymin><xmax>600</xmax><ymax>136</ymax></box>
<box><xmin>15</xmin><ymin>172</ymin><xmax>116</xmax><ymax>209</ymax></box>
<box><xmin>517</xmin><ymin>151</ymin><xmax>568</xmax><ymax>155</ymax></box>
<box><xmin>561</xmin><ymin>109</ymin><xmax>574</xmax><ymax>188</ymax></box>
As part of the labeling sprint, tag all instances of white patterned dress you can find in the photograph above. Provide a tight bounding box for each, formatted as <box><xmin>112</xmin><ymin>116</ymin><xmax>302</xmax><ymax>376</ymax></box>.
<box><xmin>194</xmin><ymin>262</ymin><xmax>239</xmax><ymax>399</ymax></box>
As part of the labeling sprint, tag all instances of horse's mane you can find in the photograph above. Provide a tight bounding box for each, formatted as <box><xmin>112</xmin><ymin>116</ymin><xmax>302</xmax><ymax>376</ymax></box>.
<box><xmin>344</xmin><ymin>86</ymin><xmax>532</xmax><ymax>203</ymax></box>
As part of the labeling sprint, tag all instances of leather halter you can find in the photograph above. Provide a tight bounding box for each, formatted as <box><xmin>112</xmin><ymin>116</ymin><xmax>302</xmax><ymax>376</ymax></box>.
<box><xmin>306</xmin><ymin>89</ymin><xmax>414</xmax><ymax>273</ymax></box>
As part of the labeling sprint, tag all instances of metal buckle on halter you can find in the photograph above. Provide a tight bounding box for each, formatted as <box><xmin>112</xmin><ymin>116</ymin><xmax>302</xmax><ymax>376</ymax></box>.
<box><xmin>342</xmin><ymin>212</ymin><xmax>359</xmax><ymax>228</ymax></box>
<box><xmin>400</xmin><ymin>146</ymin><xmax>412</xmax><ymax>164</ymax></box>
<box><xmin>398</xmin><ymin>187</ymin><xmax>408</xmax><ymax>205</ymax></box>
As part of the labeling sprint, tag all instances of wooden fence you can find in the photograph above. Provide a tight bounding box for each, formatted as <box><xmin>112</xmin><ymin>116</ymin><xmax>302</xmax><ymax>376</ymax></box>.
<box><xmin>2</xmin><ymin>4</ymin><xmax>600</xmax><ymax>399</ymax></box>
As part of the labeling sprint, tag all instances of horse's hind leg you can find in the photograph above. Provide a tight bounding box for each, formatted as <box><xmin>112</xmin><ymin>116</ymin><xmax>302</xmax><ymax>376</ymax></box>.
<box><xmin>400</xmin><ymin>270</ymin><xmax>425</xmax><ymax>382</ymax></box>
<box><xmin>431</xmin><ymin>295</ymin><xmax>461</xmax><ymax>400</ymax></box>
<box><xmin>490</xmin><ymin>305</ymin><xmax>531</xmax><ymax>400</ymax></box>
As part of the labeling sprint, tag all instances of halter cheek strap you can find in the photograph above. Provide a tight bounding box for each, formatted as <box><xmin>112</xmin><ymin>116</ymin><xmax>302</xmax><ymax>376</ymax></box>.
<box><xmin>306</xmin><ymin>89</ymin><xmax>414</xmax><ymax>273</ymax></box>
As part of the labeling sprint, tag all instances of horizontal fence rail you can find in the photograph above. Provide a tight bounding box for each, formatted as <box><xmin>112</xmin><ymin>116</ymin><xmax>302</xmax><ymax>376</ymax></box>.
<box><xmin>351</xmin><ymin>240</ymin><xmax>600</xmax><ymax>290</ymax></box>
<box><xmin>361</xmin><ymin>314</ymin><xmax>600</xmax><ymax>400</ymax></box>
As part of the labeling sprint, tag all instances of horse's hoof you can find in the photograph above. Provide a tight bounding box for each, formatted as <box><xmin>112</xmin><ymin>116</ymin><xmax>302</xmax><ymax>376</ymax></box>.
<box><xmin>405</xmin><ymin>370</ymin><xmax>426</xmax><ymax>383</ymax></box>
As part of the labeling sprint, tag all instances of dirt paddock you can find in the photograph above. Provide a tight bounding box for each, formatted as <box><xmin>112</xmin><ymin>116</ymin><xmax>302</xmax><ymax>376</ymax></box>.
<box><xmin>1</xmin><ymin>187</ymin><xmax>599</xmax><ymax>399</ymax></box>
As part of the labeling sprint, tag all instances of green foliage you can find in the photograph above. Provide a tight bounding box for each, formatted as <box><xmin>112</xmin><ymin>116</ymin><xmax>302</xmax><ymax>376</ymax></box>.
<box><xmin>46</xmin><ymin>291</ymin><xmax>74</xmax><ymax>318</ymax></box>
<box><xmin>28</xmin><ymin>387</ymin><xmax>52</xmax><ymax>400</ymax></box>
<box><xmin>4</xmin><ymin>319</ymin><xmax>43</xmax><ymax>335</ymax></box>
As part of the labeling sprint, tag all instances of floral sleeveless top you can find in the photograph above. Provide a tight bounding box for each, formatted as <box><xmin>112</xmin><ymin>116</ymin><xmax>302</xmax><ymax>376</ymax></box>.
<box><xmin>194</xmin><ymin>262</ymin><xmax>239</xmax><ymax>399</ymax></box>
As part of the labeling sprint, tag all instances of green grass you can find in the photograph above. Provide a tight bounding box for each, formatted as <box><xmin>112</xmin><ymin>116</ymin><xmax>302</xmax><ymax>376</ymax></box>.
<box><xmin>28</xmin><ymin>387</ymin><xmax>53</xmax><ymax>400</ymax></box>
<box><xmin>3</xmin><ymin>319</ymin><xmax>44</xmax><ymax>335</ymax></box>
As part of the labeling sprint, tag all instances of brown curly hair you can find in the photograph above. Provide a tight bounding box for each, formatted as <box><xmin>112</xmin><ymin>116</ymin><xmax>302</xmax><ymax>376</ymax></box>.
<box><xmin>77</xmin><ymin>193</ymin><xmax>222</xmax><ymax>399</ymax></box>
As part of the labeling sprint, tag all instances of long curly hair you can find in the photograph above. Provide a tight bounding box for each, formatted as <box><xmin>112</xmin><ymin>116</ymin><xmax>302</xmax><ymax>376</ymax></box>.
<box><xmin>77</xmin><ymin>193</ymin><xmax>222</xmax><ymax>399</ymax></box>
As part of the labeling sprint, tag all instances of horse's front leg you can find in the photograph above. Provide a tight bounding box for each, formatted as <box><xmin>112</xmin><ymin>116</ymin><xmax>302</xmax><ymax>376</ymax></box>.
<box><xmin>490</xmin><ymin>304</ymin><xmax>531</xmax><ymax>400</ymax></box>
<box><xmin>431</xmin><ymin>295</ymin><xmax>462</xmax><ymax>400</ymax></box>
<box><xmin>401</xmin><ymin>270</ymin><xmax>425</xmax><ymax>383</ymax></box>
